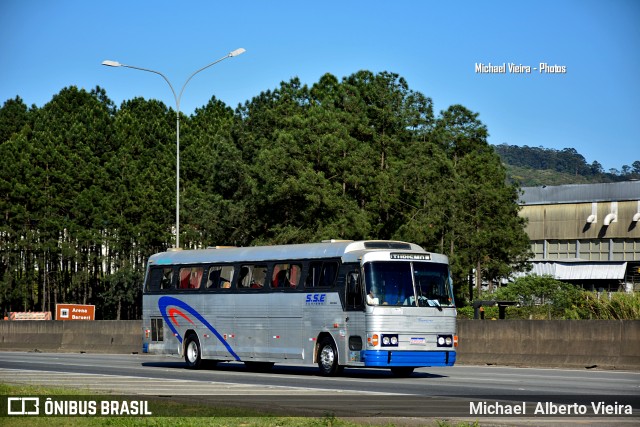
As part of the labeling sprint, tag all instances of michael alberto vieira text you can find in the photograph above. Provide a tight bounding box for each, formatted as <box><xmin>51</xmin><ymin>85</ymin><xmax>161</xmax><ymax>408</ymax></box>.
<box><xmin>470</xmin><ymin>401</ymin><xmax>633</xmax><ymax>416</ymax></box>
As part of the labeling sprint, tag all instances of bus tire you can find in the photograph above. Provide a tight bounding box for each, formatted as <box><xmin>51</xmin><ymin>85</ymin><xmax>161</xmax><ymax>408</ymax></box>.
<box><xmin>390</xmin><ymin>367</ymin><xmax>414</xmax><ymax>377</ymax></box>
<box><xmin>184</xmin><ymin>334</ymin><xmax>202</xmax><ymax>369</ymax></box>
<box><xmin>317</xmin><ymin>337</ymin><xmax>340</xmax><ymax>376</ymax></box>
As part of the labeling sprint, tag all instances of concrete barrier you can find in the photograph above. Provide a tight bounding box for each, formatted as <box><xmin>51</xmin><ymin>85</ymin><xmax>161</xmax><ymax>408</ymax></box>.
<box><xmin>457</xmin><ymin>319</ymin><xmax>640</xmax><ymax>370</ymax></box>
<box><xmin>1</xmin><ymin>320</ymin><xmax>639</xmax><ymax>370</ymax></box>
<box><xmin>0</xmin><ymin>320</ymin><xmax>141</xmax><ymax>354</ymax></box>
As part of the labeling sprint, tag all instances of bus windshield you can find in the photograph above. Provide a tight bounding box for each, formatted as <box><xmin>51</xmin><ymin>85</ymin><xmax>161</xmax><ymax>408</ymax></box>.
<box><xmin>364</xmin><ymin>261</ymin><xmax>453</xmax><ymax>307</ymax></box>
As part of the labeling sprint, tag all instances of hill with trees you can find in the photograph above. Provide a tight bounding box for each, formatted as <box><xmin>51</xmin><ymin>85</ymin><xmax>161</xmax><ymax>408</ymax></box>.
<box><xmin>493</xmin><ymin>143</ymin><xmax>640</xmax><ymax>186</ymax></box>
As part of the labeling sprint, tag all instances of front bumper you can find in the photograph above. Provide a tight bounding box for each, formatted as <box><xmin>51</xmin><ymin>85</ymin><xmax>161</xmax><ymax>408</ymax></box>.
<box><xmin>361</xmin><ymin>350</ymin><xmax>456</xmax><ymax>367</ymax></box>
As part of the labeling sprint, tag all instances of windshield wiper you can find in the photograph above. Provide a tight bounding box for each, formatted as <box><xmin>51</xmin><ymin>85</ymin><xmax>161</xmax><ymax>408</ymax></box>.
<box><xmin>417</xmin><ymin>294</ymin><xmax>443</xmax><ymax>311</ymax></box>
<box><xmin>428</xmin><ymin>299</ymin><xmax>443</xmax><ymax>311</ymax></box>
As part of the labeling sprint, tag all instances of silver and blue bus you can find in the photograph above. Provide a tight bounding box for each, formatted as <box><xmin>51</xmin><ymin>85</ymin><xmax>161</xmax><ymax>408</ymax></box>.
<box><xmin>142</xmin><ymin>240</ymin><xmax>457</xmax><ymax>376</ymax></box>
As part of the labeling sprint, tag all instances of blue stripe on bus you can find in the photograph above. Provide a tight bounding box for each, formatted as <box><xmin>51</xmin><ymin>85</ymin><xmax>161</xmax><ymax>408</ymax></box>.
<box><xmin>361</xmin><ymin>350</ymin><xmax>456</xmax><ymax>367</ymax></box>
<box><xmin>158</xmin><ymin>296</ymin><xmax>241</xmax><ymax>361</ymax></box>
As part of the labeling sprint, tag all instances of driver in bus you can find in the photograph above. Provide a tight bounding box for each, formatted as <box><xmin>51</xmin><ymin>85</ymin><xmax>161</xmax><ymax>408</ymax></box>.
<box><xmin>367</xmin><ymin>285</ymin><xmax>380</xmax><ymax>305</ymax></box>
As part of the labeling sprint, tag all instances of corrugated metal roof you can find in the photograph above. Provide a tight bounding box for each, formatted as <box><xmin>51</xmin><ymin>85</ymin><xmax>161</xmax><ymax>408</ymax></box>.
<box><xmin>520</xmin><ymin>181</ymin><xmax>640</xmax><ymax>205</ymax></box>
<box><xmin>527</xmin><ymin>260</ymin><xmax>628</xmax><ymax>280</ymax></box>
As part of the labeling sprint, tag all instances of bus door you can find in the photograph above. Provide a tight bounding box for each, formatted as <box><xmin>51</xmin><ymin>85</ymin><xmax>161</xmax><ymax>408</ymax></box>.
<box><xmin>343</xmin><ymin>268</ymin><xmax>366</xmax><ymax>365</ymax></box>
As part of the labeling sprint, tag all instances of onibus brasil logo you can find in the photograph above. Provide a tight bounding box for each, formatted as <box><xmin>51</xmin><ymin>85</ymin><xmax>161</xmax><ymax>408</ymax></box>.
<box><xmin>6</xmin><ymin>397</ymin><xmax>152</xmax><ymax>416</ymax></box>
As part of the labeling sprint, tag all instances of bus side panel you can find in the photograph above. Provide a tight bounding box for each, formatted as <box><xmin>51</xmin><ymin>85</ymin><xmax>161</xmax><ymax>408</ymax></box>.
<box><xmin>197</xmin><ymin>294</ymin><xmax>236</xmax><ymax>360</ymax></box>
<box><xmin>342</xmin><ymin>310</ymin><xmax>366</xmax><ymax>366</ymax></box>
<box><xmin>143</xmin><ymin>294</ymin><xmax>181</xmax><ymax>356</ymax></box>
<box><xmin>267</xmin><ymin>293</ymin><xmax>304</xmax><ymax>360</ymax></box>
<box><xmin>302</xmin><ymin>291</ymin><xmax>345</xmax><ymax>363</ymax></box>
<box><xmin>234</xmin><ymin>295</ymin><xmax>270</xmax><ymax>360</ymax></box>
<box><xmin>144</xmin><ymin>293</ymin><xmax>238</xmax><ymax>361</ymax></box>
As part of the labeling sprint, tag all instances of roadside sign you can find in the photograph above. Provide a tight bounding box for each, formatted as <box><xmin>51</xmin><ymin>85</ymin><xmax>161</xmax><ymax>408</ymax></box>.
<box><xmin>8</xmin><ymin>312</ymin><xmax>52</xmax><ymax>321</ymax></box>
<box><xmin>55</xmin><ymin>304</ymin><xmax>95</xmax><ymax>321</ymax></box>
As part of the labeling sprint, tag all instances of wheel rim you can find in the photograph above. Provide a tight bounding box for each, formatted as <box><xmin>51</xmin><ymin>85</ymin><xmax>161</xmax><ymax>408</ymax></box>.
<box><xmin>187</xmin><ymin>340</ymin><xmax>198</xmax><ymax>364</ymax></box>
<box><xmin>320</xmin><ymin>344</ymin><xmax>335</xmax><ymax>371</ymax></box>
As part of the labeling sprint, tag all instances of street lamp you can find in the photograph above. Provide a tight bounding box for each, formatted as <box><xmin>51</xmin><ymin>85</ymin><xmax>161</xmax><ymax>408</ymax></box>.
<box><xmin>102</xmin><ymin>48</ymin><xmax>246</xmax><ymax>249</ymax></box>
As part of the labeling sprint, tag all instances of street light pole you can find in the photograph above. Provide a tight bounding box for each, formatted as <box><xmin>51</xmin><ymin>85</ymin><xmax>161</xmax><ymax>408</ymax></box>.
<box><xmin>102</xmin><ymin>48</ymin><xmax>246</xmax><ymax>249</ymax></box>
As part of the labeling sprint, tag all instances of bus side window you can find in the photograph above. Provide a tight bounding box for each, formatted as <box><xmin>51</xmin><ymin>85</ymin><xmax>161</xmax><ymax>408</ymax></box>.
<box><xmin>146</xmin><ymin>268</ymin><xmax>164</xmax><ymax>292</ymax></box>
<box><xmin>305</xmin><ymin>262</ymin><xmax>322</xmax><ymax>288</ymax></box>
<box><xmin>160</xmin><ymin>268</ymin><xmax>174</xmax><ymax>290</ymax></box>
<box><xmin>346</xmin><ymin>271</ymin><xmax>363</xmax><ymax>308</ymax></box>
<box><xmin>207</xmin><ymin>268</ymin><xmax>221</xmax><ymax>288</ymax></box>
<box><xmin>305</xmin><ymin>261</ymin><xmax>338</xmax><ymax>288</ymax></box>
<box><xmin>271</xmin><ymin>263</ymin><xmax>301</xmax><ymax>288</ymax></box>
<box><xmin>178</xmin><ymin>267</ymin><xmax>203</xmax><ymax>290</ymax></box>
<box><xmin>179</xmin><ymin>268</ymin><xmax>190</xmax><ymax>289</ymax></box>
<box><xmin>239</xmin><ymin>264</ymin><xmax>267</xmax><ymax>289</ymax></box>
<box><xmin>304</xmin><ymin>261</ymin><xmax>338</xmax><ymax>288</ymax></box>
<box><xmin>190</xmin><ymin>267</ymin><xmax>204</xmax><ymax>289</ymax></box>
<box><xmin>207</xmin><ymin>265</ymin><xmax>234</xmax><ymax>289</ymax></box>
<box><xmin>321</xmin><ymin>262</ymin><xmax>338</xmax><ymax>287</ymax></box>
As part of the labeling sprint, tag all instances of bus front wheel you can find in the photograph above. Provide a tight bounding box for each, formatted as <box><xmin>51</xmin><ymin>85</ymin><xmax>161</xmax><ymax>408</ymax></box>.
<box><xmin>184</xmin><ymin>334</ymin><xmax>202</xmax><ymax>369</ymax></box>
<box><xmin>317</xmin><ymin>337</ymin><xmax>341</xmax><ymax>376</ymax></box>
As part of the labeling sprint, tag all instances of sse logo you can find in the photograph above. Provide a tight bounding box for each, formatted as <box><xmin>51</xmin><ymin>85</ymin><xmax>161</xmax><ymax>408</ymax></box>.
<box><xmin>305</xmin><ymin>293</ymin><xmax>326</xmax><ymax>305</ymax></box>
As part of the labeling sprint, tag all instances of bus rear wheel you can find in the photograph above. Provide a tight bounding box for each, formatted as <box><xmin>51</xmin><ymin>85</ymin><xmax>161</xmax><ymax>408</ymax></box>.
<box><xmin>317</xmin><ymin>337</ymin><xmax>341</xmax><ymax>376</ymax></box>
<box><xmin>184</xmin><ymin>334</ymin><xmax>202</xmax><ymax>369</ymax></box>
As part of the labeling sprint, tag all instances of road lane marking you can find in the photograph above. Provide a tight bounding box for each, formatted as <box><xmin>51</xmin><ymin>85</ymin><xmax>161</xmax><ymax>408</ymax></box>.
<box><xmin>0</xmin><ymin>368</ymin><xmax>397</xmax><ymax>396</ymax></box>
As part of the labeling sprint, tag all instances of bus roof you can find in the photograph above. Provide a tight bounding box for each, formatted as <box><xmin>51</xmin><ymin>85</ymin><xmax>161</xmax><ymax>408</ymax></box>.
<box><xmin>147</xmin><ymin>240</ymin><xmax>446</xmax><ymax>266</ymax></box>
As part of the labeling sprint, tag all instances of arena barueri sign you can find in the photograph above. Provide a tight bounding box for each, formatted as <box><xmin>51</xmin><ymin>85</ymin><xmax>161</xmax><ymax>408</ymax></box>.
<box><xmin>55</xmin><ymin>304</ymin><xmax>95</xmax><ymax>321</ymax></box>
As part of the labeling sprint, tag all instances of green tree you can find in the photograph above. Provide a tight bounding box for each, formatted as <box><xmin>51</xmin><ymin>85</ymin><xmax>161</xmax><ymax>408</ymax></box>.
<box><xmin>99</xmin><ymin>266</ymin><xmax>143</xmax><ymax>320</ymax></box>
<box><xmin>494</xmin><ymin>275</ymin><xmax>582</xmax><ymax>318</ymax></box>
<box><xmin>339</xmin><ymin>71</ymin><xmax>415</xmax><ymax>238</ymax></box>
<box><xmin>234</xmin><ymin>76</ymin><xmax>370</xmax><ymax>244</ymax></box>
<box><xmin>434</xmin><ymin>106</ymin><xmax>531</xmax><ymax>301</ymax></box>
<box><xmin>391</xmin><ymin>91</ymin><xmax>447</xmax><ymax>252</ymax></box>
<box><xmin>181</xmin><ymin>96</ymin><xmax>244</xmax><ymax>247</ymax></box>
<box><xmin>106</xmin><ymin>97</ymin><xmax>175</xmax><ymax>263</ymax></box>
<box><xmin>0</xmin><ymin>130</ymin><xmax>37</xmax><ymax>314</ymax></box>
<box><xmin>0</xmin><ymin>96</ymin><xmax>30</xmax><ymax>144</ymax></box>
<box><xmin>28</xmin><ymin>86</ymin><xmax>115</xmax><ymax>311</ymax></box>
<box><xmin>0</xmin><ymin>98</ymin><xmax>40</xmax><ymax>314</ymax></box>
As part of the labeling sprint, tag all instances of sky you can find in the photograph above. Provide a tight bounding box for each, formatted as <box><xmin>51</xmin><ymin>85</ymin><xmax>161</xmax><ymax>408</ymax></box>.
<box><xmin>1</xmin><ymin>0</ymin><xmax>638</xmax><ymax>172</ymax></box>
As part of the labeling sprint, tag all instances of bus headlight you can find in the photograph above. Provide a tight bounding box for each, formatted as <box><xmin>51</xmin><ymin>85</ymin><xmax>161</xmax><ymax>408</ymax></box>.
<box><xmin>437</xmin><ymin>334</ymin><xmax>454</xmax><ymax>347</ymax></box>
<box><xmin>381</xmin><ymin>334</ymin><xmax>398</xmax><ymax>347</ymax></box>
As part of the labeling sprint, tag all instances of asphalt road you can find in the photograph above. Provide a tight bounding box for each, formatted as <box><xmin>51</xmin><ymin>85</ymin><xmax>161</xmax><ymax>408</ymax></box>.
<box><xmin>1</xmin><ymin>351</ymin><xmax>639</xmax><ymax>423</ymax></box>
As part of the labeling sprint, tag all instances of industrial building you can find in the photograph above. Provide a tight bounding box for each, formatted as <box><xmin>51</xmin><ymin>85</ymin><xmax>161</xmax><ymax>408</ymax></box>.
<box><xmin>519</xmin><ymin>181</ymin><xmax>640</xmax><ymax>292</ymax></box>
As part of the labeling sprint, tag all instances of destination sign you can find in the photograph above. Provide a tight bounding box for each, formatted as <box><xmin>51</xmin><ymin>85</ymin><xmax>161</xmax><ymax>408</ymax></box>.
<box><xmin>390</xmin><ymin>253</ymin><xmax>431</xmax><ymax>260</ymax></box>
